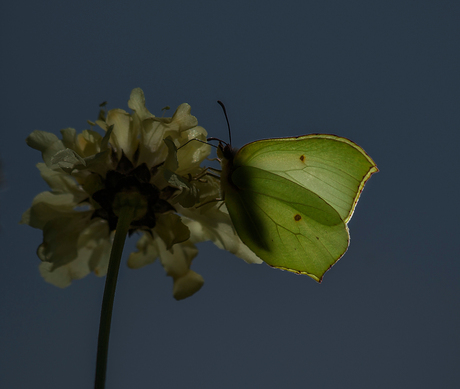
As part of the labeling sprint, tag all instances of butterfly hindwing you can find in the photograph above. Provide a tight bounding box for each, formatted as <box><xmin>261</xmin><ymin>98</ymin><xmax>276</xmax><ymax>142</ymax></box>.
<box><xmin>225</xmin><ymin>165</ymin><xmax>349</xmax><ymax>280</ymax></box>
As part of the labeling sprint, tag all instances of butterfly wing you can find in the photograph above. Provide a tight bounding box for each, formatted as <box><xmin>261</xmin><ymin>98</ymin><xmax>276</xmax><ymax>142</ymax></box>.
<box><xmin>224</xmin><ymin>165</ymin><xmax>349</xmax><ymax>281</ymax></box>
<box><xmin>234</xmin><ymin>134</ymin><xmax>378</xmax><ymax>222</ymax></box>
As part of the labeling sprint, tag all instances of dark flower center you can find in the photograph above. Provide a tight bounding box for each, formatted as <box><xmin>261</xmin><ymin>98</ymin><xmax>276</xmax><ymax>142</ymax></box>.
<box><xmin>91</xmin><ymin>154</ymin><xmax>175</xmax><ymax>233</ymax></box>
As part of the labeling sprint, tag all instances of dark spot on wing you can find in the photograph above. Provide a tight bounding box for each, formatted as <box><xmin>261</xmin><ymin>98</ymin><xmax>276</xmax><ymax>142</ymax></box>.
<box><xmin>299</xmin><ymin>155</ymin><xmax>305</xmax><ymax>162</ymax></box>
<box><xmin>294</xmin><ymin>214</ymin><xmax>301</xmax><ymax>221</ymax></box>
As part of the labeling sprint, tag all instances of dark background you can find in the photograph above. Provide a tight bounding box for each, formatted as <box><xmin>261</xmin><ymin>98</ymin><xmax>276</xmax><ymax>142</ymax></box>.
<box><xmin>1</xmin><ymin>1</ymin><xmax>459</xmax><ymax>388</ymax></box>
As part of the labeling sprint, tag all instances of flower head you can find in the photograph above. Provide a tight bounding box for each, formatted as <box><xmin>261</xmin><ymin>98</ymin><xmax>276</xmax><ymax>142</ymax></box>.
<box><xmin>21</xmin><ymin>88</ymin><xmax>261</xmax><ymax>299</ymax></box>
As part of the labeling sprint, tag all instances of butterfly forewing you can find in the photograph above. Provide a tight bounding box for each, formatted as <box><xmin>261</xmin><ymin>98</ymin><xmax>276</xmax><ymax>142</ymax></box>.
<box><xmin>234</xmin><ymin>134</ymin><xmax>378</xmax><ymax>222</ymax></box>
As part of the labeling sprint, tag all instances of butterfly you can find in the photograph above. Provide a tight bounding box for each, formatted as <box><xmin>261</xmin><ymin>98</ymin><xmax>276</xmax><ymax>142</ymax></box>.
<box><xmin>218</xmin><ymin>133</ymin><xmax>378</xmax><ymax>281</ymax></box>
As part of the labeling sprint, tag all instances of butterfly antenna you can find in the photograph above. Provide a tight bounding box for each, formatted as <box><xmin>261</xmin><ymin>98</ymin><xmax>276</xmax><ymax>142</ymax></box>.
<box><xmin>178</xmin><ymin>138</ymin><xmax>218</xmax><ymax>150</ymax></box>
<box><xmin>217</xmin><ymin>100</ymin><xmax>232</xmax><ymax>145</ymax></box>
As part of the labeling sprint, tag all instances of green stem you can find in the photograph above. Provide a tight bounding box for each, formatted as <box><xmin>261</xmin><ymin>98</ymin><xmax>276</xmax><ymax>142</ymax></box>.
<box><xmin>94</xmin><ymin>206</ymin><xmax>134</xmax><ymax>389</ymax></box>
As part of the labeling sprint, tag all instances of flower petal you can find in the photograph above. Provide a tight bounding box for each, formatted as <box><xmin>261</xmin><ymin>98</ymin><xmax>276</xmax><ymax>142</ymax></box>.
<box><xmin>105</xmin><ymin>109</ymin><xmax>138</xmax><ymax>160</ymax></box>
<box><xmin>169</xmin><ymin>103</ymin><xmax>198</xmax><ymax>132</ymax></box>
<box><xmin>128</xmin><ymin>230</ymin><xmax>203</xmax><ymax>299</ymax></box>
<box><xmin>26</xmin><ymin>130</ymin><xmax>60</xmax><ymax>152</ymax></box>
<box><xmin>154</xmin><ymin>213</ymin><xmax>190</xmax><ymax>250</ymax></box>
<box><xmin>38</xmin><ymin>218</ymin><xmax>111</xmax><ymax>287</ymax></box>
<box><xmin>38</xmin><ymin>212</ymin><xmax>94</xmax><ymax>269</ymax></box>
<box><xmin>36</xmin><ymin>163</ymin><xmax>85</xmax><ymax>195</ymax></box>
<box><xmin>157</xmin><ymin>239</ymin><xmax>203</xmax><ymax>300</ymax></box>
<box><xmin>26</xmin><ymin>130</ymin><xmax>66</xmax><ymax>166</ymax></box>
<box><xmin>128</xmin><ymin>88</ymin><xmax>155</xmax><ymax>122</ymax></box>
<box><xmin>20</xmin><ymin>193</ymin><xmax>81</xmax><ymax>229</ymax></box>
<box><xmin>179</xmin><ymin>204</ymin><xmax>263</xmax><ymax>265</ymax></box>
<box><xmin>127</xmin><ymin>233</ymin><xmax>159</xmax><ymax>269</ymax></box>
<box><xmin>176</xmin><ymin>126</ymin><xmax>211</xmax><ymax>175</ymax></box>
<box><xmin>172</xmin><ymin>270</ymin><xmax>204</xmax><ymax>300</ymax></box>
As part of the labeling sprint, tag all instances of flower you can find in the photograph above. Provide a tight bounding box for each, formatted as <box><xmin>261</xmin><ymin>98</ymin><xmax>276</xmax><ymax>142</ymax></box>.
<box><xmin>21</xmin><ymin>88</ymin><xmax>261</xmax><ymax>299</ymax></box>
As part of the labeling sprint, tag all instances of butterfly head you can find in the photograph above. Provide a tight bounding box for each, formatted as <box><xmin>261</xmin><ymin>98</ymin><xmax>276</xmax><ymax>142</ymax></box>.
<box><xmin>216</xmin><ymin>141</ymin><xmax>237</xmax><ymax>162</ymax></box>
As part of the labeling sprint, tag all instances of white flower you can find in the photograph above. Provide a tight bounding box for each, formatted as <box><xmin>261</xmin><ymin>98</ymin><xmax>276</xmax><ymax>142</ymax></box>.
<box><xmin>22</xmin><ymin>88</ymin><xmax>261</xmax><ymax>299</ymax></box>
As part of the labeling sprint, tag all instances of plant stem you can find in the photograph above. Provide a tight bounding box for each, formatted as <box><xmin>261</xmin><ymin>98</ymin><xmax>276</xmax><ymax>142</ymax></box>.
<box><xmin>94</xmin><ymin>206</ymin><xmax>134</xmax><ymax>389</ymax></box>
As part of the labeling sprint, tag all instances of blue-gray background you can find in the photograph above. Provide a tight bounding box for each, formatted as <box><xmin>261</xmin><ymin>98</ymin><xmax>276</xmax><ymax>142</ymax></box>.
<box><xmin>1</xmin><ymin>1</ymin><xmax>459</xmax><ymax>388</ymax></box>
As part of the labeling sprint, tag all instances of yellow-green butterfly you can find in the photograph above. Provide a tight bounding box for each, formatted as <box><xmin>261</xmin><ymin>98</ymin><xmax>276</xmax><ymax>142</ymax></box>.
<box><xmin>218</xmin><ymin>131</ymin><xmax>378</xmax><ymax>282</ymax></box>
